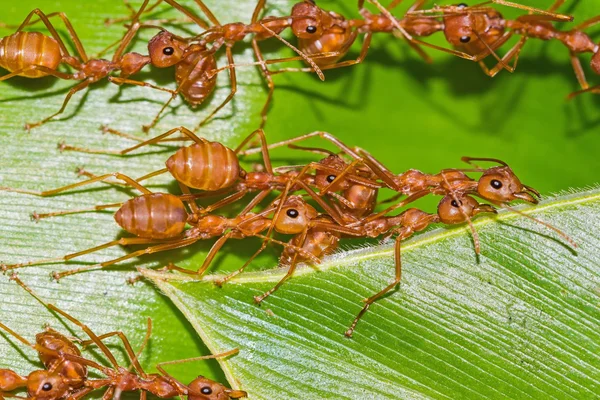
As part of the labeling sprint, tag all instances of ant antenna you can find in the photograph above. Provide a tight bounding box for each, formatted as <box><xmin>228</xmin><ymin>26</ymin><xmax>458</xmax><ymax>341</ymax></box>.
<box><xmin>461</xmin><ymin>157</ymin><xmax>509</xmax><ymax>167</ymax></box>
<box><xmin>258</xmin><ymin>22</ymin><xmax>326</xmax><ymax>81</ymax></box>
<box><xmin>499</xmin><ymin>204</ymin><xmax>578</xmax><ymax>249</ymax></box>
<box><xmin>441</xmin><ymin>172</ymin><xmax>481</xmax><ymax>254</ymax></box>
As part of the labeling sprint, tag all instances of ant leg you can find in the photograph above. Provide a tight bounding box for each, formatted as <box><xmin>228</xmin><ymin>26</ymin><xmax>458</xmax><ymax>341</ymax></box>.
<box><xmin>15</xmin><ymin>9</ymin><xmax>78</xmax><ymax>59</ymax></box>
<box><xmin>567</xmin><ymin>84</ymin><xmax>600</xmax><ymax>99</ymax></box>
<box><xmin>0</xmin><ymin>172</ymin><xmax>152</xmax><ymax>197</ymax></box>
<box><xmin>363</xmin><ymin>0</ymin><xmax>432</xmax><ymax>63</ymax></box>
<box><xmin>254</xmin><ymin>230</ymin><xmax>308</xmax><ymax>304</ymax></box>
<box><xmin>62</xmin><ymin>126</ymin><xmax>204</xmax><ymax>155</ymax></box>
<box><xmin>163</xmin><ymin>0</ymin><xmax>212</xmax><ymax>29</ymax></box>
<box><xmin>234</xmin><ymin>128</ymin><xmax>273</xmax><ymax>174</ymax></box>
<box><xmin>104</xmin><ymin>0</ymin><xmax>164</xmax><ymax>26</ymax></box>
<box><xmin>251</xmin><ymin>0</ymin><xmax>267</xmax><ymax>22</ymax></box>
<box><xmin>9</xmin><ymin>274</ymin><xmax>128</xmax><ymax>371</ymax></box>
<box><xmin>25</xmin><ymin>79</ymin><xmax>94</xmax><ymax>131</ymax></box>
<box><xmin>569</xmin><ymin>52</ymin><xmax>589</xmax><ymax>91</ymax></box>
<box><xmin>31</xmin><ymin>202</ymin><xmax>123</xmax><ymax>222</ymax></box>
<box><xmin>251</xmin><ymin>39</ymin><xmax>275</xmax><ymax>129</ymax></box>
<box><xmin>156</xmin><ymin>349</ymin><xmax>238</xmax><ymax>373</ymax></box>
<box><xmin>164</xmin><ymin>233</ymin><xmax>233</xmax><ymax>276</ymax></box>
<box><xmin>194</xmin><ymin>46</ymin><xmax>237</xmax><ymax>131</ymax></box>
<box><xmin>574</xmin><ymin>15</ymin><xmax>600</xmax><ymax>30</ymax></box>
<box><xmin>318</xmin><ymin>32</ymin><xmax>373</xmax><ymax>71</ymax></box>
<box><xmin>108</xmin><ymin>77</ymin><xmax>176</xmax><ymax>95</ymax></box>
<box><xmin>54</xmin><ymin>237</ymin><xmax>201</xmax><ymax>280</ymax></box>
<box><xmin>487</xmin><ymin>0</ymin><xmax>572</xmax><ymax>21</ymax></box>
<box><xmin>345</xmin><ymin>232</ymin><xmax>406</xmax><ymax>337</ymax></box>
<box><xmin>1</xmin><ymin>237</ymin><xmax>163</xmax><ymax>273</ymax></box>
<box><xmin>112</xmin><ymin>0</ymin><xmax>154</xmax><ymax>62</ymax></box>
<box><xmin>215</xmin><ymin>242</ymin><xmax>268</xmax><ymax>286</ymax></box>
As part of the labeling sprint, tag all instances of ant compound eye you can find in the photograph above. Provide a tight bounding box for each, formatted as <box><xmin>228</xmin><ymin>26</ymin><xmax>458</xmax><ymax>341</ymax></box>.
<box><xmin>451</xmin><ymin>200</ymin><xmax>462</xmax><ymax>208</ymax></box>
<box><xmin>306</xmin><ymin>25</ymin><xmax>317</xmax><ymax>34</ymax></box>
<box><xmin>326</xmin><ymin>175</ymin><xmax>336</xmax><ymax>183</ymax></box>
<box><xmin>457</xmin><ymin>3</ymin><xmax>468</xmax><ymax>7</ymax></box>
<box><xmin>42</xmin><ymin>383</ymin><xmax>53</xmax><ymax>391</ymax></box>
<box><xmin>460</xmin><ymin>36</ymin><xmax>471</xmax><ymax>43</ymax></box>
<box><xmin>163</xmin><ymin>47</ymin><xmax>175</xmax><ymax>55</ymax></box>
<box><xmin>286</xmin><ymin>209</ymin><xmax>299</xmax><ymax>218</ymax></box>
<box><xmin>490</xmin><ymin>179</ymin><xmax>503</xmax><ymax>189</ymax></box>
<box><xmin>200</xmin><ymin>387</ymin><xmax>212</xmax><ymax>395</ymax></box>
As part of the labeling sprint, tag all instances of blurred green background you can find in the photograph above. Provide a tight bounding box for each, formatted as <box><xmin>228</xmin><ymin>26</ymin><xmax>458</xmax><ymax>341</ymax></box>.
<box><xmin>0</xmin><ymin>0</ymin><xmax>598</xmax><ymax>394</ymax></box>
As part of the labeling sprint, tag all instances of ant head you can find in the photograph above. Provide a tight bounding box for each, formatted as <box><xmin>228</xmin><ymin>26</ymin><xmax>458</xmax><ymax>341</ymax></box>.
<box><xmin>148</xmin><ymin>31</ymin><xmax>187</xmax><ymax>68</ymax></box>
<box><xmin>477</xmin><ymin>166</ymin><xmax>540</xmax><ymax>205</ymax></box>
<box><xmin>438</xmin><ymin>193</ymin><xmax>496</xmax><ymax>224</ymax></box>
<box><xmin>188</xmin><ymin>376</ymin><xmax>247</xmax><ymax>399</ymax></box>
<box><xmin>313</xmin><ymin>155</ymin><xmax>351</xmax><ymax>190</ymax></box>
<box><xmin>27</xmin><ymin>370</ymin><xmax>69</xmax><ymax>400</ymax></box>
<box><xmin>591</xmin><ymin>51</ymin><xmax>600</xmax><ymax>75</ymax></box>
<box><xmin>442</xmin><ymin>12</ymin><xmax>474</xmax><ymax>46</ymax></box>
<box><xmin>273</xmin><ymin>196</ymin><xmax>318</xmax><ymax>235</ymax></box>
<box><xmin>291</xmin><ymin>2</ymin><xmax>324</xmax><ymax>38</ymax></box>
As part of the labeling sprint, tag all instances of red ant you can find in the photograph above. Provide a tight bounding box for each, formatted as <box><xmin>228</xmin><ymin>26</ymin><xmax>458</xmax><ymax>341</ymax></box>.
<box><xmin>49</xmin><ymin>127</ymin><xmax>381</xmax><ymax>226</ymax></box>
<box><xmin>400</xmin><ymin>0</ymin><xmax>572</xmax><ymax>77</ymax></box>
<box><xmin>0</xmin><ymin>176</ymin><xmax>337</xmax><ymax>280</ymax></box>
<box><xmin>0</xmin><ymin>2</ymin><xmax>168</xmax><ymax>130</ymax></box>
<box><xmin>2</xmin><ymin>273</ymin><xmax>247</xmax><ymax>400</ymax></box>
<box><xmin>101</xmin><ymin>0</ymin><xmax>327</xmax><ymax>132</ymax></box>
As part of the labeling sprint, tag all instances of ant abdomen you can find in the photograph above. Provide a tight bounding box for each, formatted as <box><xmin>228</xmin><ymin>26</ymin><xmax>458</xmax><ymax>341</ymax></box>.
<box><xmin>114</xmin><ymin>193</ymin><xmax>188</xmax><ymax>239</ymax></box>
<box><xmin>166</xmin><ymin>141</ymin><xmax>241</xmax><ymax>191</ymax></box>
<box><xmin>0</xmin><ymin>32</ymin><xmax>61</xmax><ymax>78</ymax></box>
<box><xmin>175</xmin><ymin>51</ymin><xmax>218</xmax><ymax>106</ymax></box>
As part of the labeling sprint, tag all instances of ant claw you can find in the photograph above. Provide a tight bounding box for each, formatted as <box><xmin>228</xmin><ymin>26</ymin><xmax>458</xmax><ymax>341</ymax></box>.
<box><xmin>51</xmin><ymin>271</ymin><xmax>62</xmax><ymax>282</ymax></box>
<box><xmin>99</xmin><ymin>124</ymin><xmax>109</xmax><ymax>134</ymax></box>
<box><xmin>142</xmin><ymin>125</ymin><xmax>151</xmax><ymax>134</ymax></box>
<box><xmin>213</xmin><ymin>279</ymin><xmax>224</xmax><ymax>288</ymax></box>
<box><xmin>30</xmin><ymin>211</ymin><xmax>40</xmax><ymax>222</ymax></box>
<box><xmin>74</xmin><ymin>166</ymin><xmax>87</xmax><ymax>176</ymax></box>
<box><xmin>253</xmin><ymin>295</ymin><xmax>264</xmax><ymax>304</ymax></box>
<box><xmin>24</xmin><ymin>123</ymin><xmax>33</xmax><ymax>132</ymax></box>
<box><xmin>344</xmin><ymin>329</ymin><xmax>354</xmax><ymax>338</ymax></box>
<box><xmin>57</xmin><ymin>141</ymin><xmax>66</xmax><ymax>152</ymax></box>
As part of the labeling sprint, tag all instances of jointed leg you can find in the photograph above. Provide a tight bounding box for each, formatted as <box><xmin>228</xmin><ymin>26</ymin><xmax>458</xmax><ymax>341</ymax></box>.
<box><xmin>25</xmin><ymin>78</ymin><xmax>95</xmax><ymax>131</ymax></box>
<box><xmin>0</xmin><ymin>172</ymin><xmax>152</xmax><ymax>197</ymax></box>
<box><xmin>16</xmin><ymin>9</ymin><xmax>86</xmax><ymax>60</ymax></box>
<box><xmin>1</xmin><ymin>237</ymin><xmax>163</xmax><ymax>273</ymax></box>
<box><xmin>31</xmin><ymin>202</ymin><xmax>124</xmax><ymax>221</ymax></box>
<box><xmin>54</xmin><ymin>237</ymin><xmax>201</xmax><ymax>280</ymax></box>
<box><xmin>253</xmin><ymin>229</ymin><xmax>307</xmax><ymax>304</ymax></box>
<box><xmin>62</xmin><ymin>126</ymin><xmax>205</xmax><ymax>155</ymax></box>
<box><xmin>345</xmin><ymin>233</ymin><xmax>405</xmax><ymax>337</ymax></box>
<box><xmin>194</xmin><ymin>46</ymin><xmax>237</xmax><ymax>131</ymax></box>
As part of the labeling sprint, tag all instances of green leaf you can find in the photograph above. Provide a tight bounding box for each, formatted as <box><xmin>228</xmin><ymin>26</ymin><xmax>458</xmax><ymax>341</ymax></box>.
<box><xmin>0</xmin><ymin>0</ymin><xmax>598</xmax><ymax>397</ymax></box>
<box><xmin>144</xmin><ymin>190</ymin><xmax>600</xmax><ymax>399</ymax></box>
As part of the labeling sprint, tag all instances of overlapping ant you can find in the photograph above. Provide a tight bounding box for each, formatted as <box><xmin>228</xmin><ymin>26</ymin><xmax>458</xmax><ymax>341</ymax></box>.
<box><xmin>0</xmin><ymin>273</ymin><xmax>247</xmax><ymax>399</ymax></box>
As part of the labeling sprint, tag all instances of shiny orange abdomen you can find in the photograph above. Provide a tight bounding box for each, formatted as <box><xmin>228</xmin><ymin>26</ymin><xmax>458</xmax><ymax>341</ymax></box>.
<box><xmin>114</xmin><ymin>193</ymin><xmax>188</xmax><ymax>239</ymax></box>
<box><xmin>0</xmin><ymin>32</ymin><xmax>61</xmax><ymax>77</ymax></box>
<box><xmin>299</xmin><ymin>29</ymin><xmax>354</xmax><ymax>67</ymax></box>
<box><xmin>175</xmin><ymin>51</ymin><xmax>217</xmax><ymax>106</ymax></box>
<box><xmin>166</xmin><ymin>141</ymin><xmax>241</xmax><ymax>191</ymax></box>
